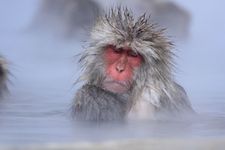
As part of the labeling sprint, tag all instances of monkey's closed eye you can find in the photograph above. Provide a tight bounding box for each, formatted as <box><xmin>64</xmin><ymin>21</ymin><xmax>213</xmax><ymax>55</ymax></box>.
<box><xmin>128</xmin><ymin>51</ymin><xmax>138</xmax><ymax>57</ymax></box>
<box><xmin>113</xmin><ymin>47</ymin><xmax>123</xmax><ymax>54</ymax></box>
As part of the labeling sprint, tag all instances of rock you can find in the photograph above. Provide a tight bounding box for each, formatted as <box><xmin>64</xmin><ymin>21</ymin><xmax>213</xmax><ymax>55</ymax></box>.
<box><xmin>31</xmin><ymin>0</ymin><xmax>102</xmax><ymax>38</ymax></box>
<box><xmin>131</xmin><ymin>0</ymin><xmax>191</xmax><ymax>39</ymax></box>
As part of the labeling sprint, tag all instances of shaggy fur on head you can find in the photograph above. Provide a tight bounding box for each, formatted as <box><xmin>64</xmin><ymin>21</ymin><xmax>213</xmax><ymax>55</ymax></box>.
<box><xmin>78</xmin><ymin>8</ymin><xmax>192</xmax><ymax>112</ymax></box>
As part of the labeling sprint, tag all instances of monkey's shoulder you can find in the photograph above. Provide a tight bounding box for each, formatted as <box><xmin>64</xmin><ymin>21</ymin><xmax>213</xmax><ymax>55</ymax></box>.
<box><xmin>158</xmin><ymin>82</ymin><xmax>194</xmax><ymax>114</ymax></box>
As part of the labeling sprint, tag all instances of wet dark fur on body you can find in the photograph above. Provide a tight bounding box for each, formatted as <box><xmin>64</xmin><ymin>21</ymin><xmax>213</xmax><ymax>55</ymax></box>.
<box><xmin>73</xmin><ymin>84</ymin><xmax>131</xmax><ymax>121</ymax></box>
<box><xmin>73</xmin><ymin>7</ymin><xmax>193</xmax><ymax>121</ymax></box>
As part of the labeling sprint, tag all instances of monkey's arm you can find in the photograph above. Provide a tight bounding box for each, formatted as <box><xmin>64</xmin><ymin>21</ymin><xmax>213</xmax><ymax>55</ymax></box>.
<box><xmin>73</xmin><ymin>84</ymin><xmax>128</xmax><ymax>121</ymax></box>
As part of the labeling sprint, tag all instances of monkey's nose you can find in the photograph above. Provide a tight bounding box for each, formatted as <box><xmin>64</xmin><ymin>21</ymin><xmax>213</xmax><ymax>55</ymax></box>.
<box><xmin>116</xmin><ymin>55</ymin><xmax>127</xmax><ymax>73</ymax></box>
<box><xmin>116</xmin><ymin>64</ymin><xmax>125</xmax><ymax>73</ymax></box>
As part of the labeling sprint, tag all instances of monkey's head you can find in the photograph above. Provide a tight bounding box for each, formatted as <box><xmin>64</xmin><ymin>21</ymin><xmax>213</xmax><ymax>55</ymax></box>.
<box><xmin>79</xmin><ymin>8</ymin><xmax>174</xmax><ymax>96</ymax></box>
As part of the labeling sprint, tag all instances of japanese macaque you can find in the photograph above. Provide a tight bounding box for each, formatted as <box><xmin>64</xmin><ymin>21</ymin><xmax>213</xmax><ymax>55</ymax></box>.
<box><xmin>73</xmin><ymin>8</ymin><xmax>193</xmax><ymax>121</ymax></box>
<box><xmin>0</xmin><ymin>56</ymin><xmax>8</xmax><ymax>97</ymax></box>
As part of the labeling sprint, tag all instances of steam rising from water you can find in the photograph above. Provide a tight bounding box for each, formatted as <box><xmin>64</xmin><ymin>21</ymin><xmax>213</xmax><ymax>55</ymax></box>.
<box><xmin>0</xmin><ymin>0</ymin><xmax>225</xmax><ymax>145</ymax></box>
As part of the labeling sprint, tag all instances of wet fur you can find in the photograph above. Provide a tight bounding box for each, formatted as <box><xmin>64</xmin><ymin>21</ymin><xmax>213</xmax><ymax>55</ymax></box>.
<box><xmin>73</xmin><ymin>7</ymin><xmax>193</xmax><ymax>121</ymax></box>
<box><xmin>73</xmin><ymin>84</ymin><xmax>131</xmax><ymax>121</ymax></box>
<box><xmin>0</xmin><ymin>56</ymin><xmax>8</xmax><ymax>97</ymax></box>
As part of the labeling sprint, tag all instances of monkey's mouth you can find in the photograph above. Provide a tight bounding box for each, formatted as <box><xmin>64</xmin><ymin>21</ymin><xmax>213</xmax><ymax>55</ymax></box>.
<box><xmin>102</xmin><ymin>80</ymin><xmax>130</xmax><ymax>94</ymax></box>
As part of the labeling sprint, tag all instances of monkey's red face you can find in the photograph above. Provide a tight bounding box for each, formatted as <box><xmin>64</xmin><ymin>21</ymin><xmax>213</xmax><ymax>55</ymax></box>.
<box><xmin>102</xmin><ymin>45</ymin><xmax>142</xmax><ymax>93</ymax></box>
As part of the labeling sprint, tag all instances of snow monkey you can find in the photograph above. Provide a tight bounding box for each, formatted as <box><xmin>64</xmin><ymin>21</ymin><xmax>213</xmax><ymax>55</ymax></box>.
<box><xmin>0</xmin><ymin>56</ymin><xmax>8</xmax><ymax>97</ymax></box>
<box><xmin>73</xmin><ymin>8</ymin><xmax>193</xmax><ymax>122</ymax></box>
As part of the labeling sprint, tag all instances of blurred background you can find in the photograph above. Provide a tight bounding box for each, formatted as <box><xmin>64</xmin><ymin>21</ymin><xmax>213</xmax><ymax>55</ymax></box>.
<box><xmin>0</xmin><ymin>0</ymin><xmax>225</xmax><ymax>146</ymax></box>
